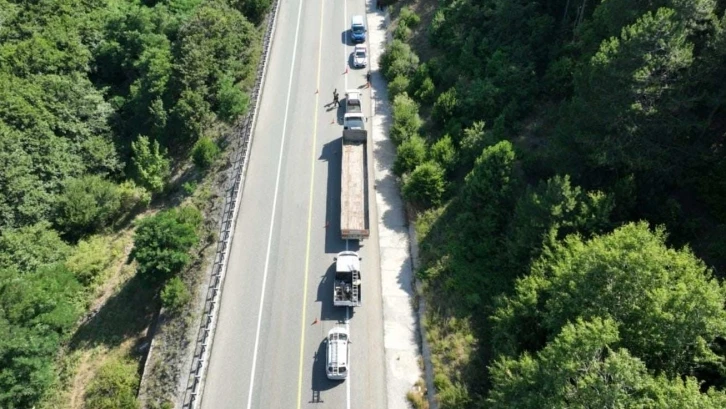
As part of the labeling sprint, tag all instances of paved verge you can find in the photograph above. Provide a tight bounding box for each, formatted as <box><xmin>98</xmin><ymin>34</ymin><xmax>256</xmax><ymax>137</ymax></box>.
<box><xmin>366</xmin><ymin>5</ymin><xmax>424</xmax><ymax>409</ymax></box>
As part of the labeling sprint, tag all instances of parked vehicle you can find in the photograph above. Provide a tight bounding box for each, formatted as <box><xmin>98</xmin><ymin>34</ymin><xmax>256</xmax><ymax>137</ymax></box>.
<box><xmin>350</xmin><ymin>15</ymin><xmax>366</xmax><ymax>43</ymax></box>
<box><xmin>326</xmin><ymin>326</ymin><xmax>350</xmax><ymax>380</ymax></box>
<box><xmin>353</xmin><ymin>45</ymin><xmax>367</xmax><ymax>68</ymax></box>
<box><xmin>333</xmin><ymin>251</ymin><xmax>362</xmax><ymax>307</ymax></box>
<box><xmin>343</xmin><ymin>90</ymin><xmax>365</xmax><ymax>131</ymax></box>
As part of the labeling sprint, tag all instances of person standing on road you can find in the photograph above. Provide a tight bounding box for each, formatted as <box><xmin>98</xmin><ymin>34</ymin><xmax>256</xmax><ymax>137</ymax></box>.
<box><xmin>366</xmin><ymin>71</ymin><xmax>372</xmax><ymax>88</ymax></box>
<box><xmin>333</xmin><ymin>89</ymin><xmax>339</xmax><ymax>107</ymax></box>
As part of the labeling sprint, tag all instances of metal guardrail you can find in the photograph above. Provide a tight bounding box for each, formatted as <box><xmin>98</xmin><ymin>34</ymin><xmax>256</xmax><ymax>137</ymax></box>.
<box><xmin>181</xmin><ymin>1</ymin><xmax>281</xmax><ymax>407</ymax></box>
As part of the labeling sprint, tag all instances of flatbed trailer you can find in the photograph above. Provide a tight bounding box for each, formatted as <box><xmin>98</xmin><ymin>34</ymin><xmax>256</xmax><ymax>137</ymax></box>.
<box><xmin>340</xmin><ymin>129</ymin><xmax>369</xmax><ymax>240</ymax></box>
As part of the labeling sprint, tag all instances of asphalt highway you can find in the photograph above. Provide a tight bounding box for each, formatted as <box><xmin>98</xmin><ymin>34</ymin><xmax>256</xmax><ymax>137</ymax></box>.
<box><xmin>201</xmin><ymin>0</ymin><xmax>386</xmax><ymax>407</ymax></box>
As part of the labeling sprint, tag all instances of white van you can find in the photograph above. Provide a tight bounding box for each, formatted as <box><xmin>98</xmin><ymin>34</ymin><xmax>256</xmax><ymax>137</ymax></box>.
<box><xmin>326</xmin><ymin>327</ymin><xmax>350</xmax><ymax>380</ymax></box>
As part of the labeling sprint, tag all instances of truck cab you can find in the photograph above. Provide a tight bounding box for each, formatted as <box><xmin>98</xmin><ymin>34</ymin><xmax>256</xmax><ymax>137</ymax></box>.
<box><xmin>344</xmin><ymin>90</ymin><xmax>365</xmax><ymax>130</ymax></box>
<box><xmin>326</xmin><ymin>327</ymin><xmax>350</xmax><ymax>380</ymax></box>
<box><xmin>350</xmin><ymin>15</ymin><xmax>366</xmax><ymax>43</ymax></box>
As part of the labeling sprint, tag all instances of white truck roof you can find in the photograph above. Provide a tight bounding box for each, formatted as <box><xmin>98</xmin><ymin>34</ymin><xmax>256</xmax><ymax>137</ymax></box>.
<box><xmin>351</xmin><ymin>15</ymin><xmax>365</xmax><ymax>26</ymax></box>
<box><xmin>336</xmin><ymin>251</ymin><xmax>360</xmax><ymax>272</ymax></box>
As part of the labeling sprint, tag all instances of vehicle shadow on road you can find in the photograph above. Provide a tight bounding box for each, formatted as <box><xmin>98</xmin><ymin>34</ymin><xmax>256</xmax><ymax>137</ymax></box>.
<box><xmin>321</xmin><ymin>139</ymin><xmax>347</xmax><ymax>254</ymax></box>
<box><xmin>340</xmin><ymin>30</ymin><xmax>353</xmax><ymax>46</ymax></box>
<box><xmin>309</xmin><ymin>339</ymin><xmax>343</xmax><ymax>403</ymax></box>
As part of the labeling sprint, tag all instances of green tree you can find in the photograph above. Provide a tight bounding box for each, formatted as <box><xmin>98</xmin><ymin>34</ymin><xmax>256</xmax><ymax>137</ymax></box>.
<box><xmin>84</xmin><ymin>357</ymin><xmax>140</xmax><ymax>409</ymax></box>
<box><xmin>504</xmin><ymin>175</ymin><xmax>612</xmax><ymax>273</ymax></box>
<box><xmin>55</xmin><ymin>175</ymin><xmax>123</xmax><ymax>238</ymax></box>
<box><xmin>564</xmin><ymin>8</ymin><xmax>695</xmax><ymax>176</ymax></box>
<box><xmin>0</xmin><ymin>264</ymin><xmax>82</xmax><ymax>408</ymax></box>
<box><xmin>379</xmin><ymin>40</ymin><xmax>419</xmax><ymax>81</ymax></box>
<box><xmin>430</xmin><ymin>134</ymin><xmax>457</xmax><ymax>173</ymax></box>
<box><xmin>131</xmin><ymin>135</ymin><xmax>170</xmax><ymax>194</ymax></box>
<box><xmin>403</xmin><ymin>162</ymin><xmax>446</xmax><ymax>208</ymax></box>
<box><xmin>432</xmin><ymin>87</ymin><xmax>458</xmax><ymax>128</ymax></box>
<box><xmin>133</xmin><ymin>206</ymin><xmax>201</xmax><ymax>283</ymax></box>
<box><xmin>492</xmin><ymin>222</ymin><xmax>726</xmax><ymax>376</ymax></box>
<box><xmin>388</xmin><ymin>75</ymin><xmax>411</xmax><ymax>102</ymax></box>
<box><xmin>394</xmin><ymin>135</ymin><xmax>426</xmax><ymax>176</ymax></box>
<box><xmin>461</xmin><ymin>140</ymin><xmax>517</xmax><ymax>216</ymax></box>
<box><xmin>489</xmin><ymin>317</ymin><xmax>726</xmax><ymax>409</ymax></box>
<box><xmin>175</xmin><ymin>1</ymin><xmax>259</xmax><ymax>138</ymax></box>
<box><xmin>216</xmin><ymin>76</ymin><xmax>250</xmax><ymax>122</ymax></box>
<box><xmin>0</xmin><ymin>222</ymin><xmax>70</xmax><ymax>272</ymax></box>
<box><xmin>390</xmin><ymin>94</ymin><xmax>422</xmax><ymax>144</ymax></box>
<box><xmin>232</xmin><ymin>0</ymin><xmax>272</xmax><ymax>25</ymax></box>
<box><xmin>458</xmin><ymin>120</ymin><xmax>501</xmax><ymax>171</ymax></box>
<box><xmin>169</xmin><ymin>88</ymin><xmax>212</xmax><ymax>146</ymax></box>
<box><xmin>414</xmin><ymin>76</ymin><xmax>435</xmax><ymax>104</ymax></box>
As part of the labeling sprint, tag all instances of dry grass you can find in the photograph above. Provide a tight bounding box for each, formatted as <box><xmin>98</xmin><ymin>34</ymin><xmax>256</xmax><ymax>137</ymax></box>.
<box><xmin>406</xmin><ymin>378</ymin><xmax>430</xmax><ymax>409</ymax></box>
<box><xmin>39</xmin><ymin>230</ymin><xmax>154</xmax><ymax>409</ymax></box>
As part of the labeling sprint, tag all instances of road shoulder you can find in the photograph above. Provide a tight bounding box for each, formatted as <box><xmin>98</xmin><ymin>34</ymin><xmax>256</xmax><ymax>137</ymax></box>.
<box><xmin>366</xmin><ymin>4</ymin><xmax>425</xmax><ymax>409</ymax></box>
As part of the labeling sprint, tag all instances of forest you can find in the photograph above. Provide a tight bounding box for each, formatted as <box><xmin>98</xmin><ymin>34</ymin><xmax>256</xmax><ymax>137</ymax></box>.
<box><xmin>0</xmin><ymin>0</ymin><xmax>267</xmax><ymax>407</ymax></box>
<box><xmin>381</xmin><ymin>0</ymin><xmax>726</xmax><ymax>407</ymax></box>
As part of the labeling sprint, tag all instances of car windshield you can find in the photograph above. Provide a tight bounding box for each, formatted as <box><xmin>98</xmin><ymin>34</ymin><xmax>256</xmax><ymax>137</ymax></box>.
<box><xmin>352</xmin><ymin>25</ymin><xmax>364</xmax><ymax>33</ymax></box>
<box><xmin>355</xmin><ymin>50</ymin><xmax>365</xmax><ymax>57</ymax></box>
<box><xmin>346</xmin><ymin>118</ymin><xmax>364</xmax><ymax>129</ymax></box>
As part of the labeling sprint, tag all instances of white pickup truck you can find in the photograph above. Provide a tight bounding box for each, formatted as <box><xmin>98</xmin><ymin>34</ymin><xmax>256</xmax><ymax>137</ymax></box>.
<box><xmin>333</xmin><ymin>251</ymin><xmax>361</xmax><ymax>307</ymax></box>
<box><xmin>343</xmin><ymin>90</ymin><xmax>365</xmax><ymax>130</ymax></box>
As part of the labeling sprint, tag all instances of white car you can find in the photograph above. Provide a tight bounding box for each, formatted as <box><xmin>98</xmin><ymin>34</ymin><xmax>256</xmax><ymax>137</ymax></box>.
<box><xmin>353</xmin><ymin>45</ymin><xmax>367</xmax><ymax>68</ymax></box>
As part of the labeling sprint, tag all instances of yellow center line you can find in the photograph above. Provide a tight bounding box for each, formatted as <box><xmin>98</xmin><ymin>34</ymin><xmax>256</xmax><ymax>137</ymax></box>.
<box><xmin>296</xmin><ymin>0</ymin><xmax>326</xmax><ymax>407</ymax></box>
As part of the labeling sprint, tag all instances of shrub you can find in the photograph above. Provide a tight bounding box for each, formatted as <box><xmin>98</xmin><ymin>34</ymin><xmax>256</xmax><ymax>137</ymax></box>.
<box><xmin>192</xmin><ymin>136</ymin><xmax>221</xmax><ymax>169</ymax></box>
<box><xmin>394</xmin><ymin>23</ymin><xmax>412</xmax><ymax>41</ymax></box>
<box><xmin>183</xmin><ymin>181</ymin><xmax>198</xmax><ymax>195</ymax></box>
<box><xmin>65</xmin><ymin>236</ymin><xmax>115</xmax><ymax>285</ymax></box>
<box><xmin>117</xmin><ymin>180</ymin><xmax>151</xmax><ymax>212</ymax></box>
<box><xmin>161</xmin><ymin>276</ymin><xmax>192</xmax><ymax>314</ymax></box>
<box><xmin>84</xmin><ymin>357</ymin><xmax>140</xmax><ymax>409</ymax></box>
<box><xmin>216</xmin><ymin>76</ymin><xmax>250</xmax><ymax>122</ymax></box>
<box><xmin>55</xmin><ymin>175</ymin><xmax>122</xmax><ymax>238</ymax></box>
<box><xmin>399</xmin><ymin>6</ymin><xmax>421</xmax><ymax>28</ymax></box>
<box><xmin>388</xmin><ymin>75</ymin><xmax>411</xmax><ymax>101</ymax></box>
<box><xmin>403</xmin><ymin>162</ymin><xmax>446</xmax><ymax>208</ymax></box>
<box><xmin>380</xmin><ymin>40</ymin><xmax>419</xmax><ymax>81</ymax></box>
<box><xmin>391</xmin><ymin>94</ymin><xmax>422</xmax><ymax>144</ymax></box>
<box><xmin>430</xmin><ymin>135</ymin><xmax>457</xmax><ymax>173</ymax></box>
<box><xmin>131</xmin><ymin>135</ymin><xmax>170</xmax><ymax>194</ymax></box>
<box><xmin>394</xmin><ymin>135</ymin><xmax>427</xmax><ymax>176</ymax></box>
<box><xmin>133</xmin><ymin>206</ymin><xmax>201</xmax><ymax>283</ymax></box>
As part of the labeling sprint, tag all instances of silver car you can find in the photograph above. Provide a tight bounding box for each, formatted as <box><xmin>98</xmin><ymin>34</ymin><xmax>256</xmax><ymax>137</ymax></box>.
<box><xmin>353</xmin><ymin>45</ymin><xmax>367</xmax><ymax>68</ymax></box>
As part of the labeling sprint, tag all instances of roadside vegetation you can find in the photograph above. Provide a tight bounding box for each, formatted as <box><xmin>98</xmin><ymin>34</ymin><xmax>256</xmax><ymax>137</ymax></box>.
<box><xmin>382</xmin><ymin>0</ymin><xmax>726</xmax><ymax>407</ymax></box>
<box><xmin>0</xmin><ymin>0</ymin><xmax>268</xmax><ymax>407</ymax></box>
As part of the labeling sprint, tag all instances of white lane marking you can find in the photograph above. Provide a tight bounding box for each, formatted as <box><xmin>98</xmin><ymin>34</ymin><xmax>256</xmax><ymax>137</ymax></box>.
<box><xmin>245</xmin><ymin>0</ymin><xmax>306</xmax><ymax>406</ymax></box>
<box><xmin>346</xmin><ymin>307</ymin><xmax>351</xmax><ymax>409</ymax></box>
